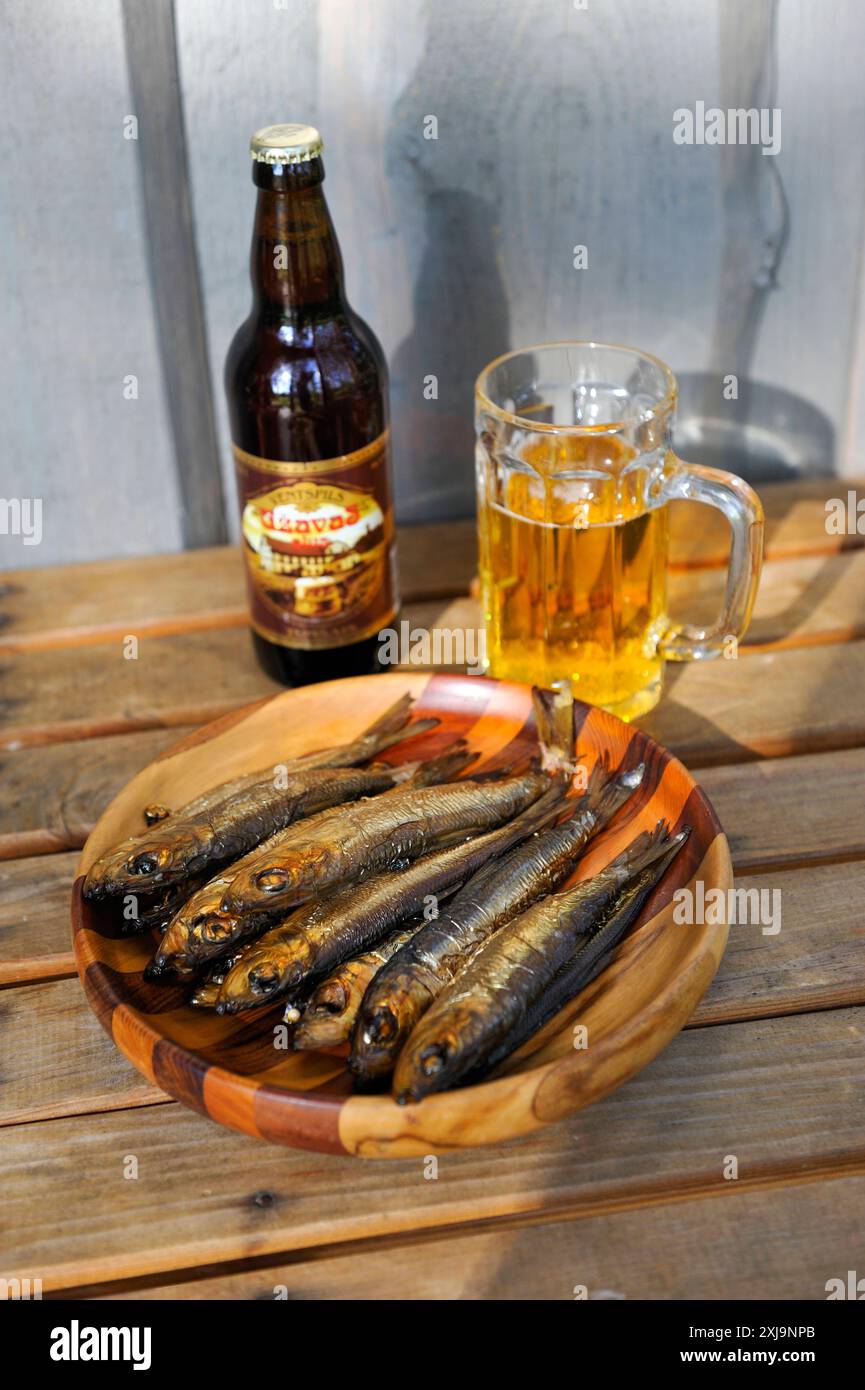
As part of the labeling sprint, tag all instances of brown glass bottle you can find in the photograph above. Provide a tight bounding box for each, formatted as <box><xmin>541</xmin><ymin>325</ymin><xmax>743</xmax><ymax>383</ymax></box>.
<box><xmin>225</xmin><ymin>124</ymin><xmax>398</xmax><ymax>686</ymax></box>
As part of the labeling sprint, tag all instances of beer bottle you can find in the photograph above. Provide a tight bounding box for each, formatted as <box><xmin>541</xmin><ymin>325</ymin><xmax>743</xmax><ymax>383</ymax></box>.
<box><xmin>225</xmin><ymin>124</ymin><xmax>398</xmax><ymax>685</ymax></box>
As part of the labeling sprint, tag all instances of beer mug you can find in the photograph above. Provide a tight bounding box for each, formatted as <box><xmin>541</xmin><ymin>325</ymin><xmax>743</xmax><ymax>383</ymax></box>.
<box><xmin>475</xmin><ymin>342</ymin><xmax>764</xmax><ymax>719</ymax></box>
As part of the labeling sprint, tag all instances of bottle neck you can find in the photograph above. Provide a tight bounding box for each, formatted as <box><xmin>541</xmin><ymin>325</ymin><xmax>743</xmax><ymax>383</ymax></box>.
<box><xmin>249</xmin><ymin>173</ymin><xmax>345</xmax><ymax>317</ymax></box>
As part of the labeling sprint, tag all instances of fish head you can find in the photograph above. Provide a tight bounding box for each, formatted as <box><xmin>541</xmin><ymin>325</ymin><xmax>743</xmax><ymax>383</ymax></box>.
<box><xmin>350</xmin><ymin>974</ymin><xmax>430</xmax><ymax>1081</ymax></box>
<box><xmin>393</xmin><ymin>1007</ymin><xmax>478</xmax><ymax>1104</ymax></box>
<box><xmin>185</xmin><ymin>910</ymin><xmax>246</xmax><ymax>963</ymax></box>
<box><xmin>147</xmin><ymin>917</ymin><xmax>197</xmax><ymax>978</ymax></box>
<box><xmin>224</xmin><ymin>843</ymin><xmax>334</xmax><ymax>915</ymax></box>
<box><xmin>84</xmin><ymin>825</ymin><xmax>211</xmax><ymax>899</ymax></box>
<box><xmin>215</xmin><ymin>947</ymin><xmax>291</xmax><ymax>1014</ymax></box>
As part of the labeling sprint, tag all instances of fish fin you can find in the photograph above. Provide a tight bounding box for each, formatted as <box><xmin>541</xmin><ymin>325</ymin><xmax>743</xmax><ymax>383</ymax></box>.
<box><xmin>388</xmin><ymin>759</ymin><xmax>422</xmax><ymax>783</ymax></box>
<box><xmin>532</xmin><ymin>683</ymin><xmax>576</xmax><ymax>775</ymax></box>
<box><xmin>357</xmin><ymin>693</ymin><xmax>440</xmax><ymax>756</ymax></box>
<box><xmin>406</xmin><ymin>743</ymin><xmax>478</xmax><ymax>786</ymax></box>
<box><xmin>616</xmin><ymin>819</ymin><xmax>682</xmax><ymax>874</ymax></box>
<box><xmin>372</xmin><ymin>715</ymin><xmax>441</xmax><ymax>755</ymax></box>
<box><xmin>578</xmin><ymin>756</ymin><xmax>646</xmax><ymax>820</ymax></box>
<box><xmin>358</xmin><ymin>692</ymin><xmax>414</xmax><ymax>737</ymax></box>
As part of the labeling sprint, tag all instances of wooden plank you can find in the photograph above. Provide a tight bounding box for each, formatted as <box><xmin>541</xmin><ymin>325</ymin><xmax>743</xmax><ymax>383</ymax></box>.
<box><xmin>3</xmin><ymin>1006</ymin><xmax>863</xmax><ymax>1292</ymax></box>
<box><xmin>700</xmin><ymin>748</ymin><xmax>865</xmax><ymax>871</ymax></box>
<box><xmin>0</xmin><ymin>853</ymin><xmax>79</xmax><ymax>983</ymax></box>
<box><xmin>120</xmin><ymin>0</ymin><xmax>227</xmax><ymax>547</ymax></box>
<box><xmin>0</xmin><ymin>628</ymin><xmax>280</xmax><ymax>750</ymax></box>
<box><xmin>105</xmin><ymin>1173</ymin><xmax>864</xmax><ymax>1300</ymax></box>
<box><xmin>0</xmin><ymin>525</ymin><xmax>478</xmax><ymax>652</ymax></box>
<box><xmin>0</xmin><ymin>550</ymin><xmax>245</xmax><ymax>652</ymax></box>
<box><xmin>1</xmin><ymin>481</ymin><xmax>860</xmax><ymax>653</ymax></box>
<box><xmin>0</xmin><ymin>727</ymin><xmax>197</xmax><ymax>859</ymax></box>
<box><xmin>642</xmin><ymin>638</ymin><xmax>865</xmax><ymax>765</ymax></box>
<box><xmin>668</xmin><ymin>547</ymin><xmax>865</xmax><ymax>652</ymax></box>
<box><xmin>3</xmin><ymin>610</ymin><xmax>865</xmax><ymax>761</ymax></box>
<box><xmin>0</xmin><ymin>979</ymin><xmax>164</xmax><ymax>1125</ymax></box>
<box><xmin>670</xmin><ymin>479</ymin><xmax>865</xmax><ymax>568</ymax></box>
<box><xmin>4</xmin><ymin>743</ymin><xmax>864</xmax><ymax>976</ymax></box>
<box><xmin>691</xmin><ymin>860</ymin><xmax>865</xmax><ymax>1026</ymax></box>
<box><xmin>3</xmin><ymin>856</ymin><xmax>863</xmax><ymax>1121</ymax></box>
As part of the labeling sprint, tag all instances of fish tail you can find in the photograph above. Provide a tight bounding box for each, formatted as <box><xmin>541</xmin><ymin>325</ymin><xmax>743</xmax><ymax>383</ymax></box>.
<box><xmin>406</xmin><ymin>742</ymin><xmax>478</xmax><ymax>786</ymax></box>
<box><xmin>517</xmin><ymin>780</ymin><xmax>571</xmax><ymax>829</ymax></box>
<box><xmin>358</xmin><ymin>693</ymin><xmax>440</xmax><ymax>755</ymax></box>
<box><xmin>359</xmin><ymin>692</ymin><xmax>413</xmax><ymax>738</ymax></box>
<box><xmin>531</xmin><ymin>683</ymin><xmax>575</xmax><ymax>775</ymax></box>
<box><xmin>616</xmin><ymin>819</ymin><xmax>684</xmax><ymax>875</ymax></box>
<box><xmin>581</xmin><ymin>756</ymin><xmax>646</xmax><ymax>821</ymax></box>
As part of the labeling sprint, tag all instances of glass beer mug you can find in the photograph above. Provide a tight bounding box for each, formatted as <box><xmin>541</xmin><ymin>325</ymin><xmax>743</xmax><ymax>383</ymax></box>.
<box><xmin>475</xmin><ymin>342</ymin><xmax>764</xmax><ymax>720</ymax></box>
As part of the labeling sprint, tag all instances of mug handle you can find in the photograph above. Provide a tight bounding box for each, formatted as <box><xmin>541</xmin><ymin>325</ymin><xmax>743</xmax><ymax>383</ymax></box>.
<box><xmin>658</xmin><ymin>452</ymin><xmax>764</xmax><ymax>660</ymax></box>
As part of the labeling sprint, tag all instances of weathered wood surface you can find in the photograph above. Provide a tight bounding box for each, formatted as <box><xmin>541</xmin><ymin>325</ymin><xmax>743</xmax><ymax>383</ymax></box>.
<box><xmin>0</xmin><ymin>979</ymin><xmax>165</xmax><ymax>1126</ymax></box>
<box><xmin>2</xmin><ymin>607</ymin><xmax>864</xmax><ymax>759</ymax></box>
<box><xmin>1</xmin><ymin>477</ymin><xmax>862</xmax><ymax>1295</ymax></box>
<box><xmin>3</xmin><ymin>745</ymin><xmax>862</xmax><ymax>986</ymax></box>
<box><xmin>0</xmin><ymin>853</ymin><xmax>79</xmax><ymax>983</ymax></box>
<box><xmin>0</xmin><ymin>726</ymin><xmax>198</xmax><ymax>859</ymax></box>
<box><xmin>4</xmin><ymin>857</ymin><xmax>863</xmax><ymax>1128</ymax></box>
<box><xmin>4</xmin><ymin>1006</ymin><xmax>862</xmax><ymax>1293</ymax></box>
<box><xmin>0</xmin><ymin>525</ymin><xmax>479</xmax><ymax>652</ymax></box>
<box><xmin>106</xmin><ymin>1173</ymin><xmax>864</xmax><ymax>1300</ymax></box>
<box><xmin>2</xmin><ymin>480</ymin><xmax>860</xmax><ymax>649</ymax></box>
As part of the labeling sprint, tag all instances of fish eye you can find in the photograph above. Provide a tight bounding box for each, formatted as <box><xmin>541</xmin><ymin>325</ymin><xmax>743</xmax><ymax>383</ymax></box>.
<box><xmin>196</xmin><ymin>916</ymin><xmax>234</xmax><ymax>944</ymax></box>
<box><xmin>255</xmin><ymin>868</ymin><xmax>288</xmax><ymax>894</ymax></box>
<box><xmin>364</xmin><ymin>1006</ymin><xmax>398</xmax><ymax>1044</ymax></box>
<box><xmin>249</xmin><ymin>965</ymin><xmax>280</xmax><ymax>995</ymax></box>
<box><xmin>131</xmin><ymin>852</ymin><xmax>159</xmax><ymax>875</ymax></box>
<box><xmin>420</xmin><ymin>1043</ymin><xmax>449</xmax><ymax>1077</ymax></box>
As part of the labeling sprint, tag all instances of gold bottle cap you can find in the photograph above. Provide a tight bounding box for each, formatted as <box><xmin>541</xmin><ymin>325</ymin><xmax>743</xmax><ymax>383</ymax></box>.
<box><xmin>249</xmin><ymin>123</ymin><xmax>323</xmax><ymax>165</ymax></box>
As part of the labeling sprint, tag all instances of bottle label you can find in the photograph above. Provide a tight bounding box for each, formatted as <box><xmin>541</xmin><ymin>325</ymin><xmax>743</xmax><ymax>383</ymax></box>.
<box><xmin>232</xmin><ymin>430</ymin><xmax>398</xmax><ymax>650</ymax></box>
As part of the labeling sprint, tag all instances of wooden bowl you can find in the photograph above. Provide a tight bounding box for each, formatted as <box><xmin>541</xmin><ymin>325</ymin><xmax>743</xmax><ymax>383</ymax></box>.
<box><xmin>72</xmin><ymin>673</ymin><xmax>731</xmax><ymax>1158</ymax></box>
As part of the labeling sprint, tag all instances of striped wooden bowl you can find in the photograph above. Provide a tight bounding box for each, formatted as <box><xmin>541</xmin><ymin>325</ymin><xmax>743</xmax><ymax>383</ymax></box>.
<box><xmin>72</xmin><ymin>673</ymin><xmax>731</xmax><ymax>1158</ymax></box>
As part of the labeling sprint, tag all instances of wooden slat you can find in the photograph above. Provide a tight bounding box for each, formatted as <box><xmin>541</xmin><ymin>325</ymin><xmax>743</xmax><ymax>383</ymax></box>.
<box><xmin>2</xmin><ymin>479</ymin><xmax>862</xmax><ymax>653</ymax></box>
<box><xmin>3</xmin><ymin>1006</ymin><xmax>862</xmax><ymax>1293</ymax></box>
<box><xmin>0</xmin><ymin>726</ymin><xmax>197</xmax><ymax>859</ymax></box>
<box><xmin>0</xmin><ymin>628</ymin><xmax>280</xmax><ymax>749</ymax></box>
<box><xmin>1</xmin><ymin>742</ymin><xmax>861</xmax><ymax>974</ymax></box>
<box><xmin>8</xmin><ymin>846</ymin><xmax>865</xmax><ymax>1118</ymax></box>
<box><xmin>0</xmin><ymin>853</ymin><xmax>78</xmax><ymax>983</ymax></box>
<box><xmin>3</xmin><ymin>857</ymin><xmax>863</xmax><ymax>1124</ymax></box>
<box><xmin>642</xmin><ymin>638</ymin><xmax>865</xmax><ymax>765</ymax></box>
<box><xmin>699</xmin><ymin>747</ymin><xmax>865</xmax><ymax>870</ymax></box>
<box><xmin>668</xmin><ymin>547</ymin><xmax>865</xmax><ymax>652</ymax></box>
<box><xmin>0</xmin><ymin>526</ymin><xmax>478</xmax><ymax>653</ymax></box>
<box><xmin>691</xmin><ymin>860</ymin><xmax>865</xmax><ymax>1025</ymax></box>
<box><xmin>0</xmin><ymin>979</ymin><xmax>164</xmax><ymax>1125</ymax></box>
<box><xmin>668</xmin><ymin>477</ymin><xmax>865</xmax><ymax>569</ymax></box>
<box><xmin>105</xmin><ymin>1172</ymin><xmax>864</xmax><ymax>1300</ymax></box>
<box><xmin>3</xmin><ymin>616</ymin><xmax>865</xmax><ymax>762</ymax></box>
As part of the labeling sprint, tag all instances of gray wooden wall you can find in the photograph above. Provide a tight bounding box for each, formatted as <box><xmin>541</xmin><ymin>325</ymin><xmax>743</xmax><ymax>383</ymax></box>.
<box><xmin>2</xmin><ymin>0</ymin><xmax>865</xmax><ymax>569</ymax></box>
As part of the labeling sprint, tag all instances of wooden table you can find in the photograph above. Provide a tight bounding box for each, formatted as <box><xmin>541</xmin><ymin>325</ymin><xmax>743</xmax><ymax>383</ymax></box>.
<box><xmin>2</xmin><ymin>477</ymin><xmax>864</xmax><ymax>1300</ymax></box>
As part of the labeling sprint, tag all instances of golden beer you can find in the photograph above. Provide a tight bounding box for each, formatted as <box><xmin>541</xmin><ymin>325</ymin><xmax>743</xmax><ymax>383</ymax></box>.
<box><xmin>478</xmin><ymin>441</ymin><xmax>669</xmax><ymax>719</ymax></box>
<box><xmin>475</xmin><ymin>343</ymin><xmax>764</xmax><ymax>721</ymax></box>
